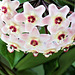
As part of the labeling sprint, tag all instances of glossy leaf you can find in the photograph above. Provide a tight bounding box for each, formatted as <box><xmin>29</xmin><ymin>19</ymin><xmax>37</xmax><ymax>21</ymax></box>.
<box><xmin>0</xmin><ymin>54</ymin><xmax>10</xmax><ymax>67</ymax></box>
<box><xmin>43</xmin><ymin>59</ymin><xmax>59</xmax><ymax>75</ymax></box>
<box><xmin>62</xmin><ymin>66</ymin><xmax>75</xmax><ymax>75</ymax></box>
<box><xmin>32</xmin><ymin>65</ymin><xmax>44</xmax><ymax>75</ymax></box>
<box><xmin>0</xmin><ymin>39</ymin><xmax>24</xmax><ymax>69</ymax></box>
<box><xmin>53</xmin><ymin>0</ymin><xmax>74</xmax><ymax>11</ymax></box>
<box><xmin>16</xmin><ymin>69</ymin><xmax>37</xmax><ymax>75</ymax></box>
<box><xmin>0</xmin><ymin>61</ymin><xmax>15</xmax><ymax>75</ymax></box>
<box><xmin>16</xmin><ymin>50</ymin><xmax>63</xmax><ymax>70</ymax></box>
<box><xmin>53</xmin><ymin>46</ymin><xmax>75</xmax><ymax>75</ymax></box>
<box><xmin>72</xmin><ymin>62</ymin><xmax>75</xmax><ymax>67</ymax></box>
<box><xmin>18</xmin><ymin>0</ymin><xmax>30</xmax><ymax>3</ymax></box>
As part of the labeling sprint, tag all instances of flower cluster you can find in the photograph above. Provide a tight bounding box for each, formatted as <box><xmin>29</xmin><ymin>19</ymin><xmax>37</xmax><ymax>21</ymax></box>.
<box><xmin>0</xmin><ymin>0</ymin><xmax>75</xmax><ymax>57</ymax></box>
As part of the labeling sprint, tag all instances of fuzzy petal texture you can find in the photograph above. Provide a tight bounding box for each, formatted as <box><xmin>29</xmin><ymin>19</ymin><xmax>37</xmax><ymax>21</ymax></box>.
<box><xmin>35</xmin><ymin>5</ymin><xmax>45</xmax><ymax>17</ymax></box>
<box><xmin>60</xmin><ymin>5</ymin><xmax>70</xmax><ymax>17</ymax></box>
<box><xmin>1</xmin><ymin>25</ymin><xmax>9</xmax><ymax>34</ymax></box>
<box><xmin>68</xmin><ymin>12</ymin><xmax>75</xmax><ymax>23</ymax></box>
<box><xmin>48</xmin><ymin>4</ymin><xmax>58</xmax><ymax>16</ymax></box>
<box><xmin>42</xmin><ymin>15</ymin><xmax>51</xmax><ymax>25</ymax></box>
<box><xmin>1</xmin><ymin>34</ymin><xmax>9</xmax><ymax>43</ymax></box>
<box><xmin>14</xmin><ymin>13</ymin><xmax>26</xmax><ymax>22</ymax></box>
<box><xmin>29</xmin><ymin>27</ymin><xmax>40</xmax><ymax>37</ymax></box>
<box><xmin>23</xmin><ymin>2</ymin><xmax>34</xmax><ymax>14</ymax></box>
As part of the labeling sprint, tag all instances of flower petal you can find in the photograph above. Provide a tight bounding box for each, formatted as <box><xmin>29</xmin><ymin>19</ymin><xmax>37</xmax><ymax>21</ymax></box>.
<box><xmin>60</xmin><ymin>5</ymin><xmax>70</xmax><ymax>17</ymax></box>
<box><xmin>30</xmin><ymin>27</ymin><xmax>40</xmax><ymax>37</ymax></box>
<box><xmin>1</xmin><ymin>34</ymin><xmax>9</xmax><ymax>43</ymax></box>
<box><xmin>35</xmin><ymin>5</ymin><xmax>45</xmax><ymax>17</ymax></box>
<box><xmin>68</xmin><ymin>12</ymin><xmax>75</xmax><ymax>23</ymax></box>
<box><xmin>23</xmin><ymin>2</ymin><xmax>34</xmax><ymax>14</ymax></box>
<box><xmin>9</xmin><ymin>1</ymin><xmax>20</xmax><ymax>10</ymax></box>
<box><xmin>19</xmin><ymin>24</ymin><xmax>25</xmax><ymax>33</ymax></box>
<box><xmin>1</xmin><ymin>26</ymin><xmax>8</xmax><ymax>34</ymax></box>
<box><xmin>48</xmin><ymin>4</ymin><xmax>58</xmax><ymax>16</ymax></box>
<box><xmin>19</xmin><ymin>34</ymin><xmax>29</xmax><ymax>41</ymax></box>
<box><xmin>25</xmin><ymin>23</ymin><xmax>34</xmax><ymax>32</ymax></box>
<box><xmin>14</xmin><ymin>13</ymin><xmax>26</xmax><ymax>22</ymax></box>
<box><xmin>40</xmin><ymin>34</ymin><xmax>50</xmax><ymax>42</ymax></box>
<box><xmin>42</xmin><ymin>15</ymin><xmax>51</xmax><ymax>25</ymax></box>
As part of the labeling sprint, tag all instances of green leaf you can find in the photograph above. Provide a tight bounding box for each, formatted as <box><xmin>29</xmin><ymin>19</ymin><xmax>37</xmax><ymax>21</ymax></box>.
<box><xmin>0</xmin><ymin>54</ymin><xmax>10</xmax><ymax>68</ymax></box>
<box><xmin>39</xmin><ymin>27</ymin><xmax>45</xmax><ymax>34</ymax></box>
<box><xmin>0</xmin><ymin>70</ymin><xmax>5</xmax><ymax>75</ymax></box>
<box><xmin>0</xmin><ymin>39</ymin><xmax>24</xmax><ymax>69</ymax></box>
<box><xmin>53</xmin><ymin>0</ymin><xmax>74</xmax><ymax>11</ymax></box>
<box><xmin>18</xmin><ymin>0</ymin><xmax>30</xmax><ymax>3</ymax></box>
<box><xmin>16</xmin><ymin>69</ymin><xmax>37</xmax><ymax>75</ymax></box>
<box><xmin>16</xmin><ymin>50</ymin><xmax>63</xmax><ymax>70</ymax></box>
<box><xmin>0</xmin><ymin>61</ymin><xmax>15</xmax><ymax>75</ymax></box>
<box><xmin>13</xmin><ymin>51</ymin><xmax>24</xmax><ymax>67</ymax></box>
<box><xmin>32</xmin><ymin>65</ymin><xmax>44</xmax><ymax>75</ymax></box>
<box><xmin>53</xmin><ymin>46</ymin><xmax>75</xmax><ymax>75</ymax></box>
<box><xmin>62</xmin><ymin>66</ymin><xmax>75</xmax><ymax>75</ymax></box>
<box><xmin>43</xmin><ymin>59</ymin><xmax>59</xmax><ymax>75</ymax></box>
<box><xmin>17</xmin><ymin>8</ymin><xmax>23</xmax><ymax>13</ymax></box>
<box><xmin>72</xmin><ymin>62</ymin><xmax>75</xmax><ymax>67</ymax></box>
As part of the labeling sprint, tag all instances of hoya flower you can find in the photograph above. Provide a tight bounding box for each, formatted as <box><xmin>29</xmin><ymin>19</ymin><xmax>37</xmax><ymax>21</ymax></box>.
<box><xmin>15</xmin><ymin>2</ymin><xmax>45</xmax><ymax>32</ymax></box>
<box><xmin>19</xmin><ymin>27</ymin><xmax>50</xmax><ymax>57</ymax></box>
<box><xmin>43</xmin><ymin>36</ymin><xmax>61</xmax><ymax>57</ymax></box>
<box><xmin>0</xmin><ymin>0</ymin><xmax>20</xmax><ymax>19</ymax></box>
<box><xmin>1</xmin><ymin>34</ymin><xmax>25</xmax><ymax>53</ymax></box>
<box><xmin>48</xmin><ymin>26</ymin><xmax>72</xmax><ymax>45</ymax></box>
<box><xmin>42</xmin><ymin>4</ymin><xmax>70</xmax><ymax>27</ymax></box>
<box><xmin>1</xmin><ymin>16</ymin><xmax>25</xmax><ymax>36</ymax></box>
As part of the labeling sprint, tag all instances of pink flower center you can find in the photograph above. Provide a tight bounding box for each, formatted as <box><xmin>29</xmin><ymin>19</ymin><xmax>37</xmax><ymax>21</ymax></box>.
<box><xmin>55</xmin><ymin>17</ymin><xmax>62</xmax><ymax>24</ymax></box>
<box><xmin>28</xmin><ymin>16</ymin><xmax>36</xmax><ymax>23</ymax></box>
<box><xmin>1</xmin><ymin>6</ymin><xmax>7</xmax><ymax>14</ymax></box>
<box><xmin>73</xmin><ymin>38</ymin><xmax>75</xmax><ymax>41</ymax></box>
<box><xmin>46</xmin><ymin>51</ymin><xmax>55</xmax><ymax>55</ymax></box>
<box><xmin>9</xmin><ymin>26</ymin><xmax>17</xmax><ymax>32</ymax></box>
<box><xmin>10</xmin><ymin>45</ymin><xmax>17</xmax><ymax>49</ymax></box>
<box><xmin>30</xmin><ymin>40</ymin><xmax>38</xmax><ymax>46</ymax></box>
<box><xmin>64</xmin><ymin>47</ymin><xmax>69</xmax><ymax>52</ymax></box>
<box><xmin>58</xmin><ymin>34</ymin><xmax>65</xmax><ymax>40</ymax></box>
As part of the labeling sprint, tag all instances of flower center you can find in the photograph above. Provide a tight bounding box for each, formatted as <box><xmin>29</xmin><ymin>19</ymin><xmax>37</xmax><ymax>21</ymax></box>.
<box><xmin>64</xmin><ymin>47</ymin><xmax>69</xmax><ymax>52</ymax></box>
<box><xmin>9</xmin><ymin>26</ymin><xmax>17</xmax><ymax>32</ymax></box>
<box><xmin>46</xmin><ymin>51</ymin><xmax>55</xmax><ymax>55</ymax></box>
<box><xmin>10</xmin><ymin>45</ymin><xmax>17</xmax><ymax>49</ymax></box>
<box><xmin>30</xmin><ymin>40</ymin><xmax>38</xmax><ymax>46</ymax></box>
<box><xmin>1</xmin><ymin>6</ymin><xmax>7</xmax><ymax>14</ymax></box>
<box><xmin>58</xmin><ymin>34</ymin><xmax>65</xmax><ymax>40</ymax></box>
<box><xmin>55</xmin><ymin>17</ymin><xmax>62</xmax><ymax>24</ymax></box>
<box><xmin>28</xmin><ymin>16</ymin><xmax>36</xmax><ymax>23</ymax></box>
<box><xmin>74</xmin><ymin>38</ymin><xmax>75</xmax><ymax>41</ymax></box>
<box><xmin>7</xmin><ymin>44</ymin><xmax>17</xmax><ymax>53</ymax></box>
